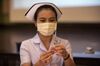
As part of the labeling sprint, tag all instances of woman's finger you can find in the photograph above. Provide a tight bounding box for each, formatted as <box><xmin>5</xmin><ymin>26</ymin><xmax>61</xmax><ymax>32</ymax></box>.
<box><xmin>55</xmin><ymin>44</ymin><xmax>64</xmax><ymax>48</ymax></box>
<box><xmin>40</xmin><ymin>51</ymin><xmax>52</xmax><ymax>60</ymax></box>
<box><xmin>57</xmin><ymin>49</ymin><xmax>64</xmax><ymax>54</ymax></box>
<box><xmin>43</xmin><ymin>55</ymin><xmax>52</xmax><ymax>64</ymax></box>
<box><xmin>55</xmin><ymin>45</ymin><xmax>65</xmax><ymax>50</ymax></box>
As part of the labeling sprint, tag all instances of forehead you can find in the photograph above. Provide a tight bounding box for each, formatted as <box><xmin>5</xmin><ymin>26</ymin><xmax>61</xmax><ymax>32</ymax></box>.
<box><xmin>37</xmin><ymin>9</ymin><xmax>56</xmax><ymax>18</ymax></box>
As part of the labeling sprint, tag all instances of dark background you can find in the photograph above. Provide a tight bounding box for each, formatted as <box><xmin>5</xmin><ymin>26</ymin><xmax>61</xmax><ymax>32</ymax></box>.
<box><xmin>0</xmin><ymin>23</ymin><xmax>100</xmax><ymax>53</ymax></box>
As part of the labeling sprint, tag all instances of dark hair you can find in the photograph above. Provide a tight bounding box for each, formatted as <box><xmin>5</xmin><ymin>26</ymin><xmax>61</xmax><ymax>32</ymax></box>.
<box><xmin>34</xmin><ymin>5</ymin><xmax>57</xmax><ymax>21</ymax></box>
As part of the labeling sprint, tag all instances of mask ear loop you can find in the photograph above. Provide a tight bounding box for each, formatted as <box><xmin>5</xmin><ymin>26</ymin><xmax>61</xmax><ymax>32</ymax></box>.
<box><xmin>54</xmin><ymin>22</ymin><xmax>58</xmax><ymax>45</ymax></box>
<box><xmin>54</xmin><ymin>22</ymin><xmax>57</xmax><ymax>37</ymax></box>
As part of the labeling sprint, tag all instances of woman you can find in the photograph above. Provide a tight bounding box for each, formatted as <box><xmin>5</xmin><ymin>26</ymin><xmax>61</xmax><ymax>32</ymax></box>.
<box><xmin>20</xmin><ymin>2</ymin><xmax>76</xmax><ymax>66</ymax></box>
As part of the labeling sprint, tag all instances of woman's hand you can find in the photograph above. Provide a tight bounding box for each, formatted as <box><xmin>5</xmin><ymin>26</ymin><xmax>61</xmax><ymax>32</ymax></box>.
<box><xmin>51</xmin><ymin>44</ymin><xmax>69</xmax><ymax>60</ymax></box>
<box><xmin>34</xmin><ymin>51</ymin><xmax>53</xmax><ymax>66</ymax></box>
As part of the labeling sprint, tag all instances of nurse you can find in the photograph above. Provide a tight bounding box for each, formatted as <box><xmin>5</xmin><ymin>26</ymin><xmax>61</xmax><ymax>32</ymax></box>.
<box><xmin>20</xmin><ymin>2</ymin><xmax>76</xmax><ymax>66</ymax></box>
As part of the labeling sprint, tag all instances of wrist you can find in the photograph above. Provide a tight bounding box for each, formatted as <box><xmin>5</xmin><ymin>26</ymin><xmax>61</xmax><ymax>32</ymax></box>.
<box><xmin>34</xmin><ymin>60</ymin><xmax>41</xmax><ymax>66</ymax></box>
<box><xmin>64</xmin><ymin>54</ymin><xmax>70</xmax><ymax>60</ymax></box>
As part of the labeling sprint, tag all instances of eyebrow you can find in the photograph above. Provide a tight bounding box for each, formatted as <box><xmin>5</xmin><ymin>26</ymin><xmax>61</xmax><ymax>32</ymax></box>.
<box><xmin>39</xmin><ymin>17</ymin><xmax>56</xmax><ymax>19</ymax></box>
<box><xmin>49</xmin><ymin>17</ymin><xmax>56</xmax><ymax>19</ymax></box>
<box><xmin>39</xmin><ymin>17</ymin><xmax>45</xmax><ymax>20</ymax></box>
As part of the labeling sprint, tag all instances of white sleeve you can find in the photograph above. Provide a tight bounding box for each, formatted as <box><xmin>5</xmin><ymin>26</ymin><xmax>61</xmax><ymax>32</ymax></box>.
<box><xmin>20</xmin><ymin>42</ymin><xmax>31</xmax><ymax>65</ymax></box>
<box><xmin>64</xmin><ymin>40</ymin><xmax>73</xmax><ymax>60</ymax></box>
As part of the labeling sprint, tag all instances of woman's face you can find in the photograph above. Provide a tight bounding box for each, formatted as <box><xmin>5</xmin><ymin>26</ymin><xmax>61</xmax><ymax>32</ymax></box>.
<box><xmin>35</xmin><ymin>9</ymin><xmax>57</xmax><ymax>36</ymax></box>
<box><xmin>36</xmin><ymin>9</ymin><xmax>57</xmax><ymax>24</ymax></box>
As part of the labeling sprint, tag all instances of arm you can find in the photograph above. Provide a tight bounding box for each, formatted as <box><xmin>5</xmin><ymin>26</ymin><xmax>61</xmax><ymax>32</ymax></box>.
<box><xmin>54</xmin><ymin>41</ymin><xmax>76</xmax><ymax>66</ymax></box>
<box><xmin>20</xmin><ymin>42</ymin><xmax>53</xmax><ymax>66</ymax></box>
<box><xmin>64</xmin><ymin>41</ymin><xmax>76</xmax><ymax>66</ymax></box>
<box><xmin>21</xmin><ymin>63</ymin><xmax>31</xmax><ymax>66</ymax></box>
<box><xmin>20</xmin><ymin>42</ymin><xmax>31</xmax><ymax>66</ymax></box>
<box><xmin>64</xmin><ymin>54</ymin><xmax>76</xmax><ymax>66</ymax></box>
<box><xmin>34</xmin><ymin>51</ymin><xmax>53</xmax><ymax>66</ymax></box>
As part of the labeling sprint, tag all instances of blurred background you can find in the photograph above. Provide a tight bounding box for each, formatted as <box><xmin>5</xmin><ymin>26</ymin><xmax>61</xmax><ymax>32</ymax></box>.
<box><xmin>0</xmin><ymin>0</ymin><xmax>100</xmax><ymax>66</ymax></box>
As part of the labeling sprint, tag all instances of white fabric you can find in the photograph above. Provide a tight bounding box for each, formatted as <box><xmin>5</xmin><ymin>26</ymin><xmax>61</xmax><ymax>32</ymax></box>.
<box><xmin>37</xmin><ymin>22</ymin><xmax>57</xmax><ymax>36</ymax></box>
<box><xmin>51</xmin><ymin>53</ymin><xmax>63</xmax><ymax>66</ymax></box>
<box><xmin>25</xmin><ymin>2</ymin><xmax>62</xmax><ymax>22</ymax></box>
<box><xmin>20</xmin><ymin>33</ymin><xmax>73</xmax><ymax>66</ymax></box>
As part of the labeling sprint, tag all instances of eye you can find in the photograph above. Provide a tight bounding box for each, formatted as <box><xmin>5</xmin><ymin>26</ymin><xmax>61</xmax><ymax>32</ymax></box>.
<box><xmin>40</xmin><ymin>19</ymin><xmax>45</xmax><ymax>22</ymax></box>
<box><xmin>38</xmin><ymin>18</ymin><xmax>46</xmax><ymax>23</ymax></box>
<box><xmin>49</xmin><ymin>18</ymin><xmax>56</xmax><ymax>22</ymax></box>
<box><xmin>49</xmin><ymin>19</ymin><xmax>55</xmax><ymax>22</ymax></box>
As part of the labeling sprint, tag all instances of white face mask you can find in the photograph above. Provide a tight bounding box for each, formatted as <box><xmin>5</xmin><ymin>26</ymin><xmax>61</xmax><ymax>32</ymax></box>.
<box><xmin>37</xmin><ymin>22</ymin><xmax>57</xmax><ymax>36</ymax></box>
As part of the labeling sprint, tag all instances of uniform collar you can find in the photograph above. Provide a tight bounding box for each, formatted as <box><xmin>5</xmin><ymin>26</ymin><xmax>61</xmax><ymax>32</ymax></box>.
<box><xmin>32</xmin><ymin>33</ymin><xmax>58</xmax><ymax>51</ymax></box>
<box><xmin>33</xmin><ymin>33</ymin><xmax>41</xmax><ymax>44</ymax></box>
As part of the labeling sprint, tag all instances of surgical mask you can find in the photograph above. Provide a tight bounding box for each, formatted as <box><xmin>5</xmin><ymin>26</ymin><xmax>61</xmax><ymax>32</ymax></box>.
<box><xmin>37</xmin><ymin>22</ymin><xmax>57</xmax><ymax>36</ymax></box>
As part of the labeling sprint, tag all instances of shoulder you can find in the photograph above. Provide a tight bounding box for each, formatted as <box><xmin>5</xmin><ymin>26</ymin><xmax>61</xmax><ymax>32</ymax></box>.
<box><xmin>20</xmin><ymin>38</ymin><xmax>33</xmax><ymax>49</ymax></box>
<box><xmin>22</xmin><ymin>38</ymin><xmax>33</xmax><ymax>44</ymax></box>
